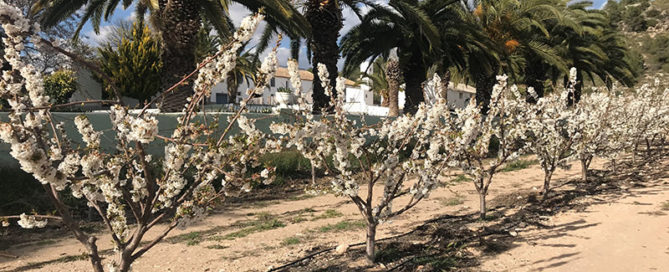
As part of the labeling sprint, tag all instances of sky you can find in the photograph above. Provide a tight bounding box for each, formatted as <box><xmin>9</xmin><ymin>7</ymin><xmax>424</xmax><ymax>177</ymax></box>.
<box><xmin>79</xmin><ymin>0</ymin><xmax>612</xmax><ymax>71</ymax></box>
<box><xmin>79</xmin><ymin>2</ymin><xmax>360</xmax><ymax>70</ymax></box>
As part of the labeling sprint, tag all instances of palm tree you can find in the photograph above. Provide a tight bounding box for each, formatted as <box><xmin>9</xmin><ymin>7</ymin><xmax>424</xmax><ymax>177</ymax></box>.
<box><xmin>557</xmin><ymin>1</ymin><xmax>639</xmax><ymax>103</ymax></box>
<box><xmin>33</xmin><ymin>0</ymin><xmax>309</xmax><ymax>111</ymax></box>
<box><xmin>226</xmin><ymin>48</ymin><xmax>259</xmax><ymax>103</ymax></box>
<box><xmin>304</xmin><ymin>0</ymin><xmax>367</xmax><ymax>112</ymax></box>
<box><xmin>342</xmin><ymin>0</ymin><xmax>475</xmax><ymax>113</ymax></box>
<box><xmin>467</xmin><ymin>0</ymin><xmax>566</xmax><ymax>111</ymax></box>
<box><xmin>359</xmin><ymin>57</ymin><xmax>391</xmax><ymax>107</ymax></box>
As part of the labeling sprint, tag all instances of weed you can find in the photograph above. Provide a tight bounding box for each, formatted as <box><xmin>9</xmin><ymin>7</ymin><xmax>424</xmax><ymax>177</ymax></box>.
<box><xmin>317</xmin><ymin>220</ymin><xmax>366</xmax><ymax>233</ymax></box>
<box><xmin>221</xmin><ymin>213</ymin><xmax>286</xmax><ymax>240</ymax></box>
<box><xmin>289</xmin><ymin>216</ymin><xmax>308</xmax><ymax>224</ymax></box>
<box><xmin>441</xmin><ymin>195</ymin><xmax>465</xmax><ymax>206</ymax></box>
<box><xmin>312</xmin><ymin>209</ymin><xmax>343</xmax><ymax>220</ymax></box>
<box><xmin>180</xmin><ymin>232</ymin><xmax>202</xmax><ymax>246</ymax></box>
<box><xmin>281</xmin><ymin>236</ymin><xmax>302</xmax><ymax>246</ymax></box>
<box><xmin>206</xmin><ymin>244</ymin><xmax>228</xmax><ymax>250</ymax></box>
<box><xmin>501</xmin><ymin>159</ymin><xmax>538</xmax><ymax>172</ymax></box>
<box><xmin>661</xmin><ymin>200</ymin><xmax>669</xmax><ymax>211</ymax></box>
<box><xmin>450</xmin><ymin>174</ymin><xmax>471</xmax><ymax>184</ymax></box>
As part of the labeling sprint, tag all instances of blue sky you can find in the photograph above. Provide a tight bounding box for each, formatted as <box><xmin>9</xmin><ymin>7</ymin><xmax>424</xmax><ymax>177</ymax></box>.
<box><xmin>79</xmin><ymin>0</ymin><xmax>613</xmax><ymax>70</ymax></box>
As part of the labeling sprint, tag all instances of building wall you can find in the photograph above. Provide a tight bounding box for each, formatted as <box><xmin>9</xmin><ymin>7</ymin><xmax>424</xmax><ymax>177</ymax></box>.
<box><xmin>446</xmin><ymin>89</ymin><xmax>474</xmax><ymax>109</ymax></box>
<box><xmin>210</xmin><ymin>77</ymin><xmax>375</xmax><ymax>106</ymax></box>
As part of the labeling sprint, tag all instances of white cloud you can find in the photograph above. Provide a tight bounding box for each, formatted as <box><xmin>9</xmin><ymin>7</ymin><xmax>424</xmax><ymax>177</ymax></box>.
<box><xmin>83</xmin><ymin>25</ymin><xmax>116</xmax><ymax>46</ymax></box>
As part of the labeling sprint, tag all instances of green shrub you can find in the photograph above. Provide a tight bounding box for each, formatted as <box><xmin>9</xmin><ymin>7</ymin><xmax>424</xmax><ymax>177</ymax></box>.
<box><xmin>98</xmin><ymin>21</ymin><xmax>162</xmax><ymax>102</ymax></box>
<box><xmin>44</xmin><ymin>70</ymin><xmax>78</xmax><ymax>104</ymax></box>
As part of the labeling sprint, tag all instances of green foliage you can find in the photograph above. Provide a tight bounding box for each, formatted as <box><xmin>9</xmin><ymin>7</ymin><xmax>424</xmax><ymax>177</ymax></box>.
<box><xmin>501</xmin><ymin>159</ymin><xmax>539</xmax><ymax>172</ymax></box>
<box><xmin>260</xmin><ymin>150</ymin><xmax>312</xmax><ymax>179</ymax></box>
<box><xmin>281</xmin><ymin>236</ymin><xmax>302</xmax><ymax>246</ymax></box>
<box><xmin>221</xmin><ymin>213</ymin><xmax>286</xmax><ymax>240</ymax></box>
<box><xmin>641</xmin><ymin>33</ymin><xmax>669</xmax><ymax>72</ymax></box>
<box><xmin>43</xmin><ymin>70</ymin><xmax>78</xmax><ymax>105</ymax></box>
<box><xmin>98</xmin><ymin>21</ymin><xmax>162</xmax><ymax>103</ymax></box>
<box><xmin>276</xmin><ymin>87</ymin><xmax>292</xmax><ymax>93</ymax></box>
<box><xmin>317</xmin><ymin>220</ymin><xmax>366</xmax><ymax>233</ymax></box>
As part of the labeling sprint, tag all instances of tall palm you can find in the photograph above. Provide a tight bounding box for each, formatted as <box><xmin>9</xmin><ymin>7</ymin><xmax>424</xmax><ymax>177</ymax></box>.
<box><xmin>33</xmin><ymin>0</ymin><xmax>309</xmax><ymax>111</ymax></box>
<box><xmin>305</xmin><ymin>0</ymin><xmax>367</xmax><ymax>112</ymax></box>
<box><xmin>556</xmin><ymin>1</ymin><xmax>639</xmax><ymax>103</ymax></box>
<box><xmin>341</xmin><ymin>0</ymin><xmax>474</xmax><ymax>113</ymax></box>
<box><xmin>468</xmin><ymin>0</ymin><xmax>566</xmax><ymax>111</ymax></box>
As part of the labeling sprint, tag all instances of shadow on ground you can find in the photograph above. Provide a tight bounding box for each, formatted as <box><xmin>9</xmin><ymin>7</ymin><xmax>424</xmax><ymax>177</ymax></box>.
<box><xmin>275</xmin><ymin>152</ymin><xmax>669</xmax><ymax>272</ymax></box>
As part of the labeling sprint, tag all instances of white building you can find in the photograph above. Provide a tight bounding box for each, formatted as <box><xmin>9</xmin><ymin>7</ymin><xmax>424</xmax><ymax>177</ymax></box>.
<box><xmin>446</xmin><ymin>82</ymin><xmax>476</xmax><ymax>109</ymax></box>
<box><xmin>209</xmin><ymin>67</ymin><xmax>373</xmax><ymax>107</ymax></box>
<box><xmin>379</xmin><ymin>82</ymin><xmax>475</xmax><ymax>112</ymax></box>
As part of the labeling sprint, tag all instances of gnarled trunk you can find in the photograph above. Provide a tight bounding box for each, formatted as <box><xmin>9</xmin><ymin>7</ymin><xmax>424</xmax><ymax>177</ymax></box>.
<box><xmin>543</xmin><ymin>170</ymin><xmax>554</xmax><ymax>196</ymax></box>
<box><xmin>386</xmin><ymin>59</ymin><xmax>401</xmax><ymax>117</ymax></box>
<box><xmin>479</xmin><ymin>192</ymin><xmax>487</xmax><ymax>219</ymax></box>
<box><xmin>306</xmin><ymin>0</ymin><xmax>342</xmax><ymax>113</ymax></box>
<box><xmin>157</xmin><ymin>0</ymin><xmax>202</xmax><ymax>112</ymax></box>
<box><xmin>365</xmin><ymin>222</ymin><xmax>378</xmax><ymax>263</ymax></box>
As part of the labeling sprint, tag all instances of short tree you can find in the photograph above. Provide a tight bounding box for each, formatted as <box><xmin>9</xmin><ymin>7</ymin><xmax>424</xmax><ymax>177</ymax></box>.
<box><xmin>0</xmin><ymin>7</ymin><xmax>274</xmax><ymax>272</ymax></box>
<box><xmin>271</xmin><ymin>69</ymin><xmax>457</xmax><ymax>262</ymax></box>
<box><xmin>452</xmin><ymin>75</ymin><xmax>530</xmax><ymax>218</ymax></box>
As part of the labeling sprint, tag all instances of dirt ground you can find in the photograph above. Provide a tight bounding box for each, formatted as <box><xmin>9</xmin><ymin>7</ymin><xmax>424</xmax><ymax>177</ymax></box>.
<box><xmin>0</xmin><ymin>156</ymin><xmax>668</xmax><ymax>272</ymax></box>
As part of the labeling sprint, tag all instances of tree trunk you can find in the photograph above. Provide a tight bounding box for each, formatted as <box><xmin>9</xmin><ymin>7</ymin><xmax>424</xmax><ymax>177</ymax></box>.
<box><xmin>440</xmin><ymin>70</ymin><xmax>450</xmax><ymax>100</ymax></box>
<box><xmin>306</xmin><ymin>0</ymin><xmax>342</xmax><ymax>113</ymax></box>
<box><xmin>380</xmin><ymin>89</ymin><xmax>389</xmax><ymax>107</ymax></box>
<box><xmin>475</xmin><ymin>70</ymin><xmax>497</xmax><ymax>114</ymax></box>
<box><xmin>525</xmin><ymin>60</ymin><xmax>545</xmax><ymax>103</ymax></box>
<box><xmin>157</xmin><ymin>0</ymin><xmax>202</xmax><ymax>112</ymax></box>
<box><xmin>86</xmin><ymin>239</ymin><xmax>104</xmax><ymax>272</ymax></box>
<box><xmin>365</xmin><ymin>222</ymin><xmax>377</xmax><ymax>263</ymax></box>
<box><xmin>543</xmin><ymin>170</ymin><xmax>553</xmax><ymax>196</ymax></box>
<box><xmin>581</xmin><ymin>158</ymin><xmax>588</xmax><ymax>182</ymax></box>
<box><xmin>386</xmin><ymin>59</ymin><xmax>401</xmax><ymax>117</ymax></box>
<box><xmin>566</xmin><ymin>72</ymin><xmax>583</xmax><ymax>106</ymax></box>
<box><xmin>402</xmin><ymin>53</ymin><xmax>426</xmax><ymax>114</ymax></box>
<box><xmin>479</xmin><ymin>192</ymin><xmax>487</xmax><ymax>219</ymax></box>
<box><xmin>227</xmin><ymin>72</ymin><xmax>238</xmax><ymax>104</ymax></box>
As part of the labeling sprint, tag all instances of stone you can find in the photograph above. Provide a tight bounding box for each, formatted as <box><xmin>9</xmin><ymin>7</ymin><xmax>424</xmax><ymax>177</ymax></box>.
<box><xmin>334</xmin><ymin>244</ymin><xmax>348</xmax><ymax>255</ymax></box>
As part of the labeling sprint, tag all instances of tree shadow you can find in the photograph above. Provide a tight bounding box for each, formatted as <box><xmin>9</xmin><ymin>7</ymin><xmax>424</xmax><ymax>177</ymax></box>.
<box><xmin>277</xmin><ymin>154</ymin><xmax>669</xmax><ymax>271</ymax></box>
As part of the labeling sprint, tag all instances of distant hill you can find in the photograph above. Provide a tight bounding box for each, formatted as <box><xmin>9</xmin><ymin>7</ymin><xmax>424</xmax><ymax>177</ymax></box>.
<box><xmin>605</xmin><ymin>0</ymin><xmax>669</xmax><ymax>75</ymax></box>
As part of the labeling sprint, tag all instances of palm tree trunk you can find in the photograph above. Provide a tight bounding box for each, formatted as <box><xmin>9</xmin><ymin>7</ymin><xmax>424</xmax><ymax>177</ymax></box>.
<box><xmin>306</xmin><ymin>0</ymin><xmax>343</xmax><ymax>113</ymax></box>
<box><xmin>386</xmin><ymin>59</ymin><xmax>401</xmax><ymax>117</ymax></box>
<box><xmin>157</xmin><ymin>0</ymin><xmax>202</xmax><ymax>112</ymax></box>
<box><xmin>475</xmin><ymin>72</ymin><xmax>496</xmax><ymax>114</ymax></box>
<box><xmin>525</xmin><ymin>60</ymin><xmax>545</xmax><ymax>103</ymax></box>
<box><xmin>227</xmin><ymin>72</ymin><xmax>238</xmax><ymax>104</ymax></box>
<box><xmin>403</xmin><ymin>53</ymin><xmax>425</xmax><ymax>114</ymax></box>
<box><xmin>440</xmin><ymin>70</ymin><xmax>451</xmax><ymax>101</ymax></box>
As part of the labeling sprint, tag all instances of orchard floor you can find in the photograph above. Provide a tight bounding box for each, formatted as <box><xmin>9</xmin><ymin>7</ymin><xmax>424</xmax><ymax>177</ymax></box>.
<box><xmin>1</xmin><ymin>155</ymin><xmax>668</xmax><ymax>272</ymax></box>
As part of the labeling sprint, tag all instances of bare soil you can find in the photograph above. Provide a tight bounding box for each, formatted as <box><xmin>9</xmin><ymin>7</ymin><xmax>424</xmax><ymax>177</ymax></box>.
<box><xmin>1</xmin><ymin>155</ymin><xmax>668</xmax><ymax>272</ymax></box>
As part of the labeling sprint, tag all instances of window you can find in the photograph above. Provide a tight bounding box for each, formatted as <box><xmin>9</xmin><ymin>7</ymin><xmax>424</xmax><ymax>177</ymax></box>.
<box><xmin>215</xmin><ymin>93</ymin><xmax>228</xmax><ymax>104</ymax></box>
<box><xmin>459</xmin><ymin>93</ymin><xmax>463</xmax><ymax>99</ymax></box>
<box><xmin>270</xmin><ymin>78</ymin><xmax>275</xmax><ymax>87</ymax></box>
